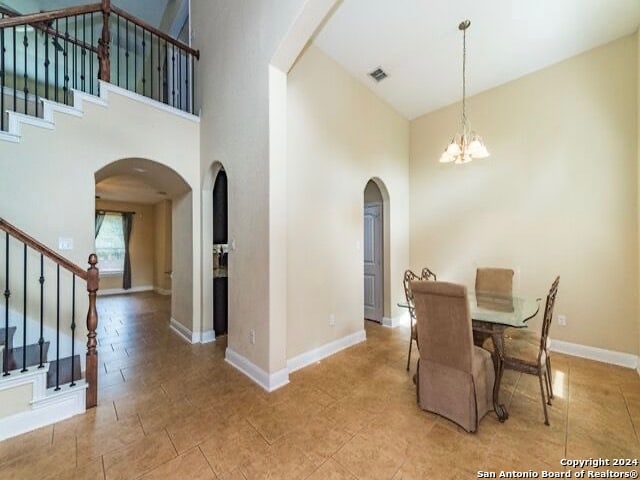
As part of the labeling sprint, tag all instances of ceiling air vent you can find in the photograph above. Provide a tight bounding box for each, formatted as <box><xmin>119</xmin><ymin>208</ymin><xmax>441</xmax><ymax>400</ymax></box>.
<box><xmin>369</xmin><ymin>67</ymin><xmax>388</xmax><ymax>82</ymax></box>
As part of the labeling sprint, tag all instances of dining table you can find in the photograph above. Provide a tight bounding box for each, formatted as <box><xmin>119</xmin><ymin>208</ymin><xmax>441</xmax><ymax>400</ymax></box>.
<box><xmin>398</xmin><ymin>292</ymin><xmax>540</xmax><ymax>422</ymax></box>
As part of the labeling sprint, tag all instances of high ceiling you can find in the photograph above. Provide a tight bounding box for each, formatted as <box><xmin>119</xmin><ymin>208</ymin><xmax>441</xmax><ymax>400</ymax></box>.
<box><xmin>314</xmin><ymin>0</ymin><xmax>640</xmax><ymax>119</ymax></box>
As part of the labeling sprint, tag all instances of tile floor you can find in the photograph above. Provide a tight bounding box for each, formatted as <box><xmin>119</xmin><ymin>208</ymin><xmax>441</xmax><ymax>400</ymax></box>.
<box><xmin>0</xmin><ymin>292</ymin><xmax>639</xmax><ymax>479</ymax></box>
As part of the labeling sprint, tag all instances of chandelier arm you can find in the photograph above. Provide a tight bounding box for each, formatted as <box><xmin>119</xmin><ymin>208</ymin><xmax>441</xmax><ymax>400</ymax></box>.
<box><xmin>462</xmin><ymin>24</ymin><xmax>467</xmax><ymax>134</ymax></box>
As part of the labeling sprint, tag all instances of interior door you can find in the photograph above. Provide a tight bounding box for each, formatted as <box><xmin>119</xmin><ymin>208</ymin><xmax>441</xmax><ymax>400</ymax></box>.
<box><xmin>364</xmin><ymin>203</ymin><xmax>383</xmax><ymax>322</ymax></box>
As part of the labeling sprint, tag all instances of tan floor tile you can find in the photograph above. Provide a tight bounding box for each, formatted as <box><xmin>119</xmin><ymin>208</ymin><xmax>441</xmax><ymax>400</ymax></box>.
<box><xmin>333</xmin><ymin>432</ymin><xmax>404</xmax><ymax>480</ymax></box>
<box><xmin>76</xmin><ymin>415</ymin><xmax>145</xmax><ymax>461</ymax></box>
<box><xmin>43</xmin><ymin>457</ymin><xmax>105</xmax><ymax>480</ymax></box>
<box><xmin>307</xmin><ymin>459</ymin><xmax>357</xmax><ymax>479</ymax></box>
<box><xmin>246</xmin><ymin>400</ymin><xmax>309</xmax><ymax>444</ymax></box>
<box><xmin>0</xmin><ymin>435</ymin><xmax>76</xmax><ymax>480</ymax></box>
<box><xmin>239</xmin><ymin>439</ymin><xmax>319</xmax><ymax>480</ymax></box>
<box><xmin>140</xmin><ymin>447</ymin><xmax>216</xmax><ymax>480</ymax></box>
<box><xmin>0</xmin><ymin>425</ymin><xmax>53</xmax><ymax>466</ymax></box>
<box><xmin>103</xmin><ymin>430</ymin><xmax>177</xmax><ymax>480</ymax></box>
<box><xmin>166</xmin><ymin>406</ymin><xmax>225</xmax><ymax>454</ymax></box>
<box><xmin>199</xmin><ymin>416</ymin><xmax>269</xmax><ymax>476</ymax></box>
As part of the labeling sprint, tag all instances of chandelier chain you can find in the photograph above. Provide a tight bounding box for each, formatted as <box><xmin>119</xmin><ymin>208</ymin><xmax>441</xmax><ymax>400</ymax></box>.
<box><xmin>462</xmin><ymin>25</ymin><xmax>467</xmax><ymax>132</ymax></box>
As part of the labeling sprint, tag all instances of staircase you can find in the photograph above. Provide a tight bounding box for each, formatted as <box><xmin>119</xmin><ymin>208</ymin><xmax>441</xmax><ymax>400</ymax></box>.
<box><xmin>0</xmin><ymin>218</ymin><xmax>99</xmax><ymax>441</ymax></box>
<box><xmin>0</xmin><ymin>0</ymin><xmax>199</xmax><ymax>131</ymax></box>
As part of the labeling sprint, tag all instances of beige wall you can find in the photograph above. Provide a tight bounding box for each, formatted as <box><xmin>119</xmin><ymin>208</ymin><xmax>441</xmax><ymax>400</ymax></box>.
<box><xmin>192</xmin><ymin>0</ymin><xmax>308</xmax><ymax>373</ymax></box>
<box><xmin>637</xmin><ymin>30</ymin><xmax>640</xmax><ymax>361</ymax></box>
<box><xmin>286</xmin><ymin>45</ymin><xmax>410</xmax><ymax>358</ymax></box>
<box><xmin>410</xmin><ymin>35</ymin><xmax>638</xmax><ymax>355</ymax></box>
<box><xmin>154</xmin><ymin>200</ymin><xmax>173</xmax><ymax>293</ymax></box>
<box><xmin>0</xmin><ymin>84</ymin><xmax>200</xmax><ymax>340</ymax></box>
<box><xmin>96</xmin><ymin>200</ymin><xmax>155</xmax><ymax>291</ymax></box>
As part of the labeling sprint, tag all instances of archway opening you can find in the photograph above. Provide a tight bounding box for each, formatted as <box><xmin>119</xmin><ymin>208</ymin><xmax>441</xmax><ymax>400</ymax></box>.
<box><xmin>94</xmin><ymin>157</ymin><xmax>193</xmax><ymax>337</ymax></box>
<box><xmin>363</xmin><ymin>178</ymin><xmax>391</xmax><ymax>324</ymax></box>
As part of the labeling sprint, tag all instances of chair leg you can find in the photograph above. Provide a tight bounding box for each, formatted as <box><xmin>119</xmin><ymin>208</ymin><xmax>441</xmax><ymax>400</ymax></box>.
<box><xmin>544</xmin><ymin>370</ymin><xmax>552</xmax><ymax>406</ymax></box>
<box><xmin>545</xmin><ymin>356</ymin><xmax>554</xmax><ymax>399</ymax></box>
<box><xmin>406</xmin><ymin>337</ymin><xmax>413</xmax><ymax>371</ymax></box>
<box><xmin>538</xmin><ymin>371</ymin><xmax>549</xmax><ymax>426</ymax></box>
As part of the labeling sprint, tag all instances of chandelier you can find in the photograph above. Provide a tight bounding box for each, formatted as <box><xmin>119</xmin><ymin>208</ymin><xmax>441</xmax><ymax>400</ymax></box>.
<box><xmin>439</xmin><ymin>20</ymin><xmax>489</xmax><ymax>165</ymax></box>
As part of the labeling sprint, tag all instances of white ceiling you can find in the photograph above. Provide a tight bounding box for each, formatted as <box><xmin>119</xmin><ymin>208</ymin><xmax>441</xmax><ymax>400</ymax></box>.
<box><xmin>95</xmin><ymin>158</ymin><xmax>190</xmax><ymax>205</ymax></box>
<box><xmin>314</xmin><ymin>0</ymin><xmax>640</xmax><ymax>119</ymax></box>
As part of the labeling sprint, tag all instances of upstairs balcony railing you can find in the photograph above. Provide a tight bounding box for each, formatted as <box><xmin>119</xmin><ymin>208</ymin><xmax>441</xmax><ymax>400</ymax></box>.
<box><xmin>0</xmin><ymin>0</ymin><xmax>199</xmax><ymax>130</ymax></box>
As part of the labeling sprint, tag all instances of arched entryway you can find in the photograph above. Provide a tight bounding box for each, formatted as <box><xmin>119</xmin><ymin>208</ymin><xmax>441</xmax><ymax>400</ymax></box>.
<box><xmin>94</xmin><ymin>157</ymin><xmax>194</xmax><ymax>337</ymax></box>
<box><xmin>363</xmin><ymin>178</ymin><xmax>391</xmax><ymax>324</ymax></box>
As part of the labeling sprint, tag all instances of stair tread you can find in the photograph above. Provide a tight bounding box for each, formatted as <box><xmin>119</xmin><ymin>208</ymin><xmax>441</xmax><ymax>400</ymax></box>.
<box><xmin>47</xmin><ymin>355</ymin><xmax>82</xmax><ymax>388</ymax></box>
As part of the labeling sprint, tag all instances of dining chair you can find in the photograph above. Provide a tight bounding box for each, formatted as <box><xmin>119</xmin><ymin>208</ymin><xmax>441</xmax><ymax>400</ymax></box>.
<box><xmin>411</xmin><ymin>280</ymin><xmax>495</xmax><ymax>433</ymax></box>
<box><xmin>485</xmin><ymin>276</ymin><xmax>560</xmax><ymax>425</ymax></box>
<box><xmin>403</xmin><ymin>268</ymin><xmax>437</xmax><ymax>371</ymax></box>
<box><xmin>475</xmin><ymin>267</ymin><xmax>514</xmax><ymax>297</ymax></box>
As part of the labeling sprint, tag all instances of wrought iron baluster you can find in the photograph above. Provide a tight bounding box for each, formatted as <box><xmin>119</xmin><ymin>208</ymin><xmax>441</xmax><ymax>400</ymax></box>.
<box><xmin>21</xmin><ymin>244</ymin><xmax>26</xmax><ymax>372</ymax></box>
<box><xmin>1</xmin><ymin>28</ymin><xmax>5</xmax><ymax>130</ymax></box>
<box><xmin>125</xmin><ymin>18</ymin><xmax>129</xmax><ymax>90</ymax></box>
<box><xmin>142</xmin><ymin>29</ymin><xmax>146</xmax><ymax>97</ymax></box>
<box><xmin>116</xmin><ymin>13</ymin><xmax>120</xmax><ymax>86</ymax></box>
<box><xmin>22</xmin><ymin>30</ymin><xmax>28</xmax><ymax>114</ymax></box>
<box><xmin>178</xmin><ymin>50</ymin><xmax>182</xmax><ymax>110</ymax></box>
<box><xmin>90</xmin><ymin>13</ymin><xmax>94</xmax><ymax>94</ymax></box>
<box><xmin>12</xmin><ymin>26</ymin><xmax>16</xmax><ymax>112</ymax></box>
<box><xmin>150</xmin><ymin>32</ymin><xmax>153</xmax><ymax>100</ymax></box>
<box><xmin>73</xmin><ymin>15</ymin><xmax>77</xmax><ymax>89</ymax></box>
<box><xmin>70</xmin><ymin>274</ymin><xmax>76</xmax><ymax>387</ymax></box>
<box><xmin>134</xmin><ymin>23</ymin><xmax>137</xmax><ymax>93</ymax></box>
<box><xmin>81</xmin><ymin>14</ymin><xmax>86</xmax><ymax>92</ymax></box>
<box><xmin>54</xmin><ymin>20</ymin><xmax>58</xmax><ymax>102</ymax></box>
<box><xmin>157</xmin><ymin>35</ymin><xmax>162</xmax><ymax>103</ymax></box>
<box><xmin>191</xmin><ymin>54</ymin><xmax>195</xmax><ymax>114</ymax></box>
<box><xmin>35</xmin><ymin>27</ymin><xmax>38</xmax><ymax>117</ymax></box>
<box><xmin>44</xmin><ymin>30</ymin><xmax>49</xmax><ymax>100</ymax></box>
<box><xmin>38</xmin><ymin>254</ymin><xmax>44</xmax><ymax>368</ymax></box>
<box><xmin>64</xmin><ymin>17</ymin><xmax>69</xmax><ymax>104</ymax></box>
<box><xmin>55</xmin><ymin>264</ymin><xmax>60</xmax><ymax>391</ymax></box>
<box><xmin>171</xmin><ymin>43</ymin><xmax>175</xmax><ymax>107</ymax></box>
<box><xmin>3</xmin><ymin>232</ymin><xmax>10</xmax><ymax>376</ymax></box>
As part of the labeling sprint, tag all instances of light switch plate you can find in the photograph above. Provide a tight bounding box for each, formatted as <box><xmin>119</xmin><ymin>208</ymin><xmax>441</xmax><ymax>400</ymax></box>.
<box><xmin>58</xmin><ymin>237</ymin><xmax>74</xmax><ymax>251</ymax></box>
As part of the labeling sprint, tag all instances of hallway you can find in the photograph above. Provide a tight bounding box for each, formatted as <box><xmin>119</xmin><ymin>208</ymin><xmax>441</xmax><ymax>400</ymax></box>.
<box><xmin>0</xmin><ymin>292</ymin><xmax>638</xmax><ymax>479</ymax></box>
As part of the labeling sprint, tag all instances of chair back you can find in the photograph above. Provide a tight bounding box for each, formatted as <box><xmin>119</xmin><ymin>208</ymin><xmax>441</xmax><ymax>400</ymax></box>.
<box><xmin>475</xmin><ymin>268</ymin><xmax>514</xmax><ymax>297</ymax></box>
<box><xmin>403</xmin><ymin>270</ymin><xmax>421</xmax><ymax>321</ymax></box>
<box><xmin>411</xmin><ymin>281</ymin><xmax>474</xmax><ymax>374</ymax></box>
<box><xmin>421</xmin><ymin>267</ymin><xmax>437</xmax><ymax>281</ymax></box>
<box><xmin>539</xmin><ymin>276</ymin><xmax>560</xmax><ymax>361</ymax></box>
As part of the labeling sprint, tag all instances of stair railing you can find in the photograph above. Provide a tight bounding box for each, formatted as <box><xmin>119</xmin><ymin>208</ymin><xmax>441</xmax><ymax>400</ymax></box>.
<box><xmin>0</xmin><ymin>218</ymin><xmax>100</xmax><ymax>408</ymax></box>
<box><xmin>0</xmin><ymin>0</ymin><xmax>199</xmax><ymax>131</ymax></box>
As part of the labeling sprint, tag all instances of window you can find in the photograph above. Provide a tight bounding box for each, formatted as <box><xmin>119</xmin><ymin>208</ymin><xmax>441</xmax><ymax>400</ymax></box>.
<box><xmin>95</xmin><ymin>214</ymin><xmax>125</xmax><ymax>273</ymax></box>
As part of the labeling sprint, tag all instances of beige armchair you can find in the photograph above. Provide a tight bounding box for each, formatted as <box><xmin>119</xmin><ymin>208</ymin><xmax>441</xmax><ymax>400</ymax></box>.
<box><xmin>411</xmin><ymin>280</ymin><xmax>495</xmax><ymax>433</ymax></box>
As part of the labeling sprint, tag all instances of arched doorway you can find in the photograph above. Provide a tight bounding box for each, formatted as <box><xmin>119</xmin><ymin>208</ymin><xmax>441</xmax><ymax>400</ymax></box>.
<box><xmin>363</xmin><ymin>178</ymin><xmax>391</xmax><ymax>324</ymax></box>
<box><xmin>94</xmin><ymin>157</ymin><xmax>194</xmax><ymax>337</ymax></box>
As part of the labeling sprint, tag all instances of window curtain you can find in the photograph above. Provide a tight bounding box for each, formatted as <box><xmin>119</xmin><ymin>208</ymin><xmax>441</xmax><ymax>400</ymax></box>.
<box><xmin>121</xmin><ymin>212</ymin><xmax>134</xmax><ymax>290</ymax></box>
<box><xmin>95</xmin><ymin>211</ymin><xmax>106</xmax><ymax>238</ymax></box>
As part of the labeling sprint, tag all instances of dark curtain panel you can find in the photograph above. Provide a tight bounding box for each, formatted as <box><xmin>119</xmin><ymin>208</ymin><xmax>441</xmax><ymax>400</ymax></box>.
<box><xmin>121</xmin><ymin>212</ymin><xmax>134</xmax><ymax>290</ymax></box>
<box><xmin>95</xmin><ymin>211</ymin><xmax>106</xmax><ymax>238</ymax></box>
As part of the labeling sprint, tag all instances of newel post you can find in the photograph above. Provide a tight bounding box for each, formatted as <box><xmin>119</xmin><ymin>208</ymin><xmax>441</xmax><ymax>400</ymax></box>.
<box><xmin>98</xmin><ymin>0</ymin><xmax>111</xmax><ymax>83</ymax></box>
<box><xmin>86</xmin><ymin>254</ymin><xmax>99</xmax><ymax>408</ymax></box>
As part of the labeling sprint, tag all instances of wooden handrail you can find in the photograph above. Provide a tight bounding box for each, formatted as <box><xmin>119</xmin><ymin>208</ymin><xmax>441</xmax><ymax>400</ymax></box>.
<box><xmin>0</xmin><ymin>218</ymin><xmax>87</xmax><ymax>280</ymax></box>
<box><xmin>0</xmin><ymin>4</ymin><xmax>101</xmax><ymax>29</ymax></box>
<box><xmin>0</xmin><ymin>5</ymin><xmax>100</xmax><ymax>54</ymax></box>
<box><xmin>111</xmin><ymin>6</ymin><xmax>200</xmax><ymax>59</ymax></box>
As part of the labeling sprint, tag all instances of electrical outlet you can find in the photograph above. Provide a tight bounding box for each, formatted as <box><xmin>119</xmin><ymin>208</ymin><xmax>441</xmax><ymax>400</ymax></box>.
<box><xmin>329</xmin><ymin>314</ymin><xmax>336</xmax><ymax>327</ymax></box>
<box><xmin>249</xmin><ymin>329</ymin><xmax>256</xmax><ymax>345</ymax></box>
<box><xmin>557</xmin><ymin>314</ymin><xmax>566</xmax><ymax>327</ymax></box>
<box><xmin>58</xmin><ymin>237</ymin><xmax>74</xmax><ymax>251</ymax></box>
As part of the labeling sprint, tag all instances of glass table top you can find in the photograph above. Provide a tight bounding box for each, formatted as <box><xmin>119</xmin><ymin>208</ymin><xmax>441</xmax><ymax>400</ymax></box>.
<box><xmin>398</xmin><ymin>292</ymin><xmax>540</xmax><ymax>328</ymax></box>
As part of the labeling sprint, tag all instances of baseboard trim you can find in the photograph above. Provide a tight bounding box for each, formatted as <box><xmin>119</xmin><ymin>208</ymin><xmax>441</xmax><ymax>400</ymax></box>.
<box><xmin>549</xmin><ymin>339</ymin><xmax>639</xmax><ymax>369</ymax></box>
<box><xmin>287</xmin><ymin>329</ymin><xmax>367</xmax><ymax>373</ymax></box>
<box><xmin>225</xmin><ymin>348</ymin><xmax>289</xmax><ymax>392</ymax></box>
<box><xmin>382</xmin><ymin>312</ymin><xmax>410</xmax><ymax>329</ymax></box>
<box><xmin>98</xmin><ymin>285</ymin><xmax>154</xmax><ymax>296</ymax></box>
<box><xmin>201</xmin><ymin>330</ymin><xmax>216</xmax><ymax>344</ymax></box>
<box><xmin>153</xmin><ymin>287</ymin><xmax>172</xmax><ymax>296</ymax></box>
<box><xmin>169</xmin><ymin>318</ymin><xmax>195</xmax><ymax>344</ymax></box>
